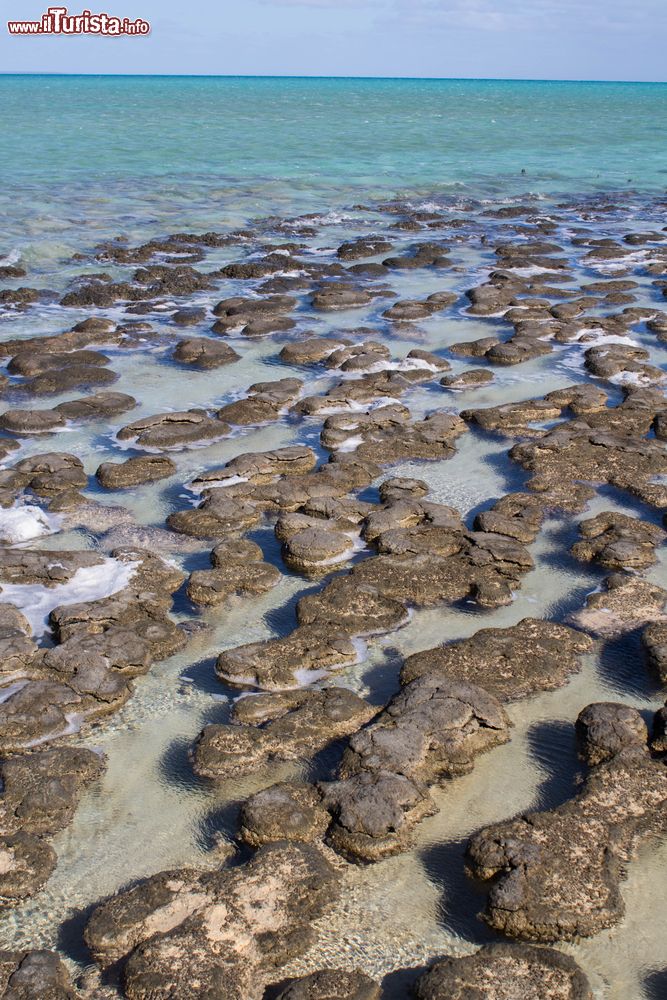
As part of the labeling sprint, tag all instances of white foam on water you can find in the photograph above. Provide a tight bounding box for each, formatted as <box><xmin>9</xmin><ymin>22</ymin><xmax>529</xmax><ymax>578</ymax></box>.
<box><xmin>0</xmin><ymin>557</ymin><xmax>140</xmax><ymax>637</ymax></box>
<box><xmin>0</xmin><ymin>680</ymin><xmax>29</xmax><ymax>703</ymax></box>
<box><xmin>333</xmin><ymin>434</ymin><xmax>365</xmax><ymax>453</ymax></box>
<box><xmin>1</xmin><ymin>249</ymin><xmax>21</xmax><ymax>264</ymax></box>
<box><xmin>0</xmin><ymin>503</ymin><xmax>63</xmax><ymax>544</ymax></box>
<box><xmin>186</xmin><ymin>473</ymin><xmax>249</xmax><ymax>493</ymax></box>
<box><xmin>609</xmin><ymin>370</ymin><xmax>655</xmax><ymax>386</ymax></box>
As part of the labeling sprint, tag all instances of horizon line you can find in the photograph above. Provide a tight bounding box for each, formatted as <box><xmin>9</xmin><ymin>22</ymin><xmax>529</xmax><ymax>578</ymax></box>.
<box><xmin>0</xmin><ymin>72</ymin><xmax>666</xmax><ymax>84</ymax></box>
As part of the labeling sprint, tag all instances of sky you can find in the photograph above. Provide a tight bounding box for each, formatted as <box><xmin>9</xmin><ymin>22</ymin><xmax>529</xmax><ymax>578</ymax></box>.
<box><xmin>1</xmin><ymin>0</ymin><xmax>666</xmax><ymax>81</ymax></box>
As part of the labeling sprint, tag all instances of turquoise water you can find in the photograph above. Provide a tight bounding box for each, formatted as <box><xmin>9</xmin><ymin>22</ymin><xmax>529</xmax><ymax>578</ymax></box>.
<box><xmin>2</xmin><ymin>76</ymin><xmax>667</xmax><ymax>258</ymax></box>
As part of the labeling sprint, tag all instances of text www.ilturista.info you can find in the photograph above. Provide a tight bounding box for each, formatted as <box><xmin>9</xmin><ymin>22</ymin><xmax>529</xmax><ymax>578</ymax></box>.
<box><xmin>7</xmin><ymin>6</ymin><xmax>150</xmax><ymax>34</ymax></box>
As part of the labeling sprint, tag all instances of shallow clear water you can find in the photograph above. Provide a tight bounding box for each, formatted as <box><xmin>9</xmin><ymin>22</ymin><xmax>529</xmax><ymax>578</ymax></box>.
<box><xmin>0</xmin><ymin>76</ymin><xmax>666</xmax><ymax>999</ymax></box>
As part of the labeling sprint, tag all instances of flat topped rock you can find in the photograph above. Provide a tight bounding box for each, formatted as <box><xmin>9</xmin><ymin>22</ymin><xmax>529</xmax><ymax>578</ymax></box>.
<box><xmin>117</xmin><ymin>409</ymin><xmax>228</xmax><ymax>448</ymax></box>
<box><xmin>85</xmin><ymin>841</ymin><xmax>339</xmax><ymax>1000</ymax></box>
<box><xmin>217</xmin><ymin>378</ymin><xmax>303</xmax><ymax>426</ymax></box>
<box><xmin>0</xmin><ymin>949</ymin><xmax>79</xmax><ymax>999</ymax></box>
<box><xmin>215</xmin><ymin>624</ymin><xmax>361</xmax><ymax>690</ymax></box>
<box><xmin>570</xmin><ymin>573</ymin><xmax>667</xmax><ymax>637</ymax></box>
<box><xmin>54</xmin><ymin>391</ymin><xmax>137</xmax><ymax>420</ymax></box>
<box><xmin>22</xmin><ymin>364</ymin><xmax>119</xmax><ymax>396</ymax></box>
<box><xmin>642</xmin><ymin>620</ymin><xmax>667</xmax><ymax>682</ymax></box>
<box><xmin>279</xmin><ymin>337</ymin><xmax>349</xmax><ymax>365</ymax></box>
<box><xmin>413</xmin><ymin>944</ymin><xmax>592</xmax><ymax>1000</ymax></box>
<box><xmin>274</xmin><ymin>969</ymin><xmax>381</xmax><ymax>1000</ymax></box>
<box><xmin>192</xmin><ymin>446</ymin><xmax>317</xmax><ymax>488</ymax></box>
<box><xmin>466</xmin><ymin>705</ymin><xmax>667</xmax><ymax>942</ymax></box>
<box><xmin>311</xmin><ymin>285</ymin><xmax>373</xmax><ymax>311</ymax></box>
<box><xmin>239</xmin><ymin>781</ymin><xmax>330</xmax><ymax>848</ymax></box>
<box><xmin>571</xmin><ymin>510</ymin><xmax>665</xmax><ymax>571</ymax></box>
<box><xmin>282</xmin><ymin>526</ymin><xmax>355</xmax><ymax>575</ymax></box>
<box><xmin>337</xmin><ymin>236</ymin><xmax>393</xmax><ymax>260</ymax></box>
<box><xmin>441</xmin><ymin>368</ymin><xmax>494</xmax><ymax>389</ymax></box>
<box><xmin>2</xmin><ymin>452</ymin><xmax>87</xmax><ymax>498</ymax></box>
<box><xmin>401</xmin><ymin>618</ymin><xmax>592</xmax><ymax>701</ymax></box>
<box><xmin>8</xmin><ymin>349</ymin><xmax>110</xmax><ymax>376</ymax></box>
<box><xmin>193</xmin><ymin>686</ymin><xmax>375</xmax><ymax>781</ymax></box>
<box><xmin>0</xmin><ymin>410</ymin><xmax>65</xmax><ymax>436</ymax></box>
<box><xmin>321</xmin><ymin>678</ymin><xmax>509</xmax><ymax>862</ymax></box>
<box><xmin>0</xmin><ymin>746</ymin><xmax>104</xmax><ymax>909</ymax></box>
<box><xmin>172</xmin><ymin>337</ymin><xmax>240</xmax><ymax>368</ymax></box>
<box><xmin>296</xmin><ymin>576</ymin><xmax>409</xmax><ymax>636</ymax></box>
<box><xmin>186</xmin><ymin>539</ymin><xmax>279</xmax><ymax>607</ymax></box>
<box><xmin>576</xmin><ymin>702</ymin><xmax>649</xmax><ymax>766</ymax></box>
<box><xmin>96</xmin><ymin>455</ymin><xmax>176</xmax><ymax>489</ymax></box>
<box><xmin>0</xmin><ymin>548</ymin><xmax>103</xmax><ymax>586</ymax></box>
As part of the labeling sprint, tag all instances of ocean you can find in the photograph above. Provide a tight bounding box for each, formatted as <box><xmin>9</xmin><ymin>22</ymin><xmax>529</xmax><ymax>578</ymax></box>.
<box><xmin>2</xmin><ymin>76</ymin><xmax>667</xmax><ymax>261</ymax></box>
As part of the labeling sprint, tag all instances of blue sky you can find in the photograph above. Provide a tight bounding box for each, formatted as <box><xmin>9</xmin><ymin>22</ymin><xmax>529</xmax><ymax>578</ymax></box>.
<box><xmin>1</xmin><ymin>0</ymin><xmax>666</xmax><ymax>80</ymax></box>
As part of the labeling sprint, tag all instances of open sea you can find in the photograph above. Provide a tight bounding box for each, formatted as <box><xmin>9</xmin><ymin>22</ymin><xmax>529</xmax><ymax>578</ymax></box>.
<box><xmin>1</xmin><ymin>76</ymin><xmax>667</xmax><ymax>262</ymax></box>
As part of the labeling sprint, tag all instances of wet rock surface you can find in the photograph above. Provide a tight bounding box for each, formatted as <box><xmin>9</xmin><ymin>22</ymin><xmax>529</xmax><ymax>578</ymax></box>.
<box><xmin>84</xmin><ymin>841</ymin><xmax>339</xmax><ymax>999</ymax></box>
<box><xmin>0</xmin><ymin>949</ymin><xmax>79</xmax><ymax>999</ymax></box>
<box><xmin>96</xmin><ymin>456</ymin><xmax>176</xmax><ymax>489</ymax></box>
<box><xmin>0</xmin><ymin>748</ymin><xmax>104</xmax><ymax>908</ymax></box>
<box><xmin>193</xmin><ymin>687</ymin><xmax>375</xmax><ymax>779</ymax></box>
<box><xmin>466</xmin><ymin>705</ymin><xmax>667</xmax><ymax>942</ymax></box>
<box><xmin>412</xmin><ymin>944</ymin><xmax>593</xmax><ymax>1000</ymax></box>
<box><xmin>401</xmin><ymin>618</ymin><xmax>592</xmax><ymax>700</ymax></box>
<box><xmin>273</xmin><ymin>969</ymin><xmax>381</xmax><ymax>1000</ymax></box>
<box><xmin>320</xmin><ymin>679</ymin><xmax>510</xmax><ymax>861</ymax></box>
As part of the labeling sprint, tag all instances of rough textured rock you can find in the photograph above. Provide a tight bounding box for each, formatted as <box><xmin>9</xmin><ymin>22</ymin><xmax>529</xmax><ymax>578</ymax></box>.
<box><xmin>0</xmin><ymin>549</ymin><xmax>185</xmax><ymax>752</ymax></box>
<box><xmin>191</xmin><ymin>446</ymin><xmax>316</xmax><ymax>489</ymax></box>
<box><xmin>571</xmin><ymin>511</ymin><xmax>665</xmax><ymax>570</ymax></box>
<box><xmin>642</xmin><ymin>620</ymin><xmax>667</xmax><ymax>682</ymax></box>
<box><xmin>311</xmin><ymin>285</ymin><xmax>373</xmax><ymax>311</ymax></box>
<box><xmin>401</xmin><ymin>618</ymin><xmax>592</xmax><ymax>700</ymax></box>
<box><xmin>466</xmin><ymin>711</ymin><xmax>667</xmax><ymax>941</ymax></box>
<box><xmin>193</xmin><ymin>687</ymin><xmax>375</xmax><ymax>779</ymax></box>
<box><xmin>117</xmin><ymin>410</ymin><xmax>227</xmax><ymax>449</ymax></box>
<box><xmin>8</xmin><ymin>349</ymin><xmax>110</xmax><ymax>377</ymax></box>
<box><xmin>321</xmin><ymin>678</ymin><xmax>509</xmax><ymax>861</ymax></box>
<box><xmin>239</xmin><ymin>781</ymin><xmax>330</xmax><ymax>848</ymax></box>
<box><xmin>413</xmin><ymin>944</ymin><xmax>592</xmax><ymax>1000</ymax></box>
<box><xmin>21</xmin><ymin>365</ymin><xmax>118</xmax><ymax>396</ymax></box>
<box><xmin>54</xmin><ymin>391</ymin><xmax>137</xmax><ymax>421</ymax></box>
<box><xmin>186</xmin><ymin>539</ymin><xmax>279</xmax><ymax>606</ymax></box>
<box><xmin>85</xmin><ymin>842</ymin><xmax>339</xmax><ymax>1000</ymax></box>
<box><xmin>173</xmin><ymin>337</ymin><xmax>240</xmax><ymax>369</ymax></box>
<box><xmin>575</xmin><ymin>703</ymin><xmax>649</xmax><ymax>765</ymax></box>
<box><xmin>279</xmin><ymin>337</ymin><xmax>349</xmax><ymax>366</ymax></box>
<box><xmin>217</xmin><ymin>378</ymin><xmax>303</xmax><ymax>426</ymax></box>
<box><xmin>0</xmin><ymin>452</ymin><xmax>87</xmax><ymax>499</ymax></box>
<box><xmin>274</xmin><ymin>969</ymin><xmax>381</xmax><ymax>1000</ymax></box>
<box><xmin>0</xmin><ymin>410</ymin><xmax>65</xmax><ymax>436</ymax></box>
<box><xmin>570</xmin><ymin>573</ymin><xmax>667</xmax><ymax>636</ymax></box>
<box><xmin>347</xmin><ymin>526</ymin><xmax>533</xmax><ymax>610</ymax></box>
<box><xmin>215</xmin><ymin>624</ymin><xmax>362</xmax><ymax>690</ymax></box>
<box><xmin>510</xmin><ymin>417</ymin><xmax>667</xmax><ymax>499</ymax></box>
<box><xmin>96</xmin><ymin>456</ymin><xmax>176</xmax><ymax>489</ymax></box>
<box><xmin>0</xmin><ymin>747</ymin><xmax>104</xmax><ymax>906</ymax></box>
<box><xmin>296</xmin><ymin>576</ymin><xmax>410</xmax><ymax>636</ymax></box>
<box><xmin>0</xmin><ymin>949</ymin><xmax>79</xmax><ymax>999</ymax></box>
<box><xmin>282</xmin><ymin>526</ymin><xmax>357</xmax><ymax>575</ymax></box>
<box><xmin>441</xmin><ymin>368</ymin><xmax>494</xmax><ymax>389</ymax></box>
